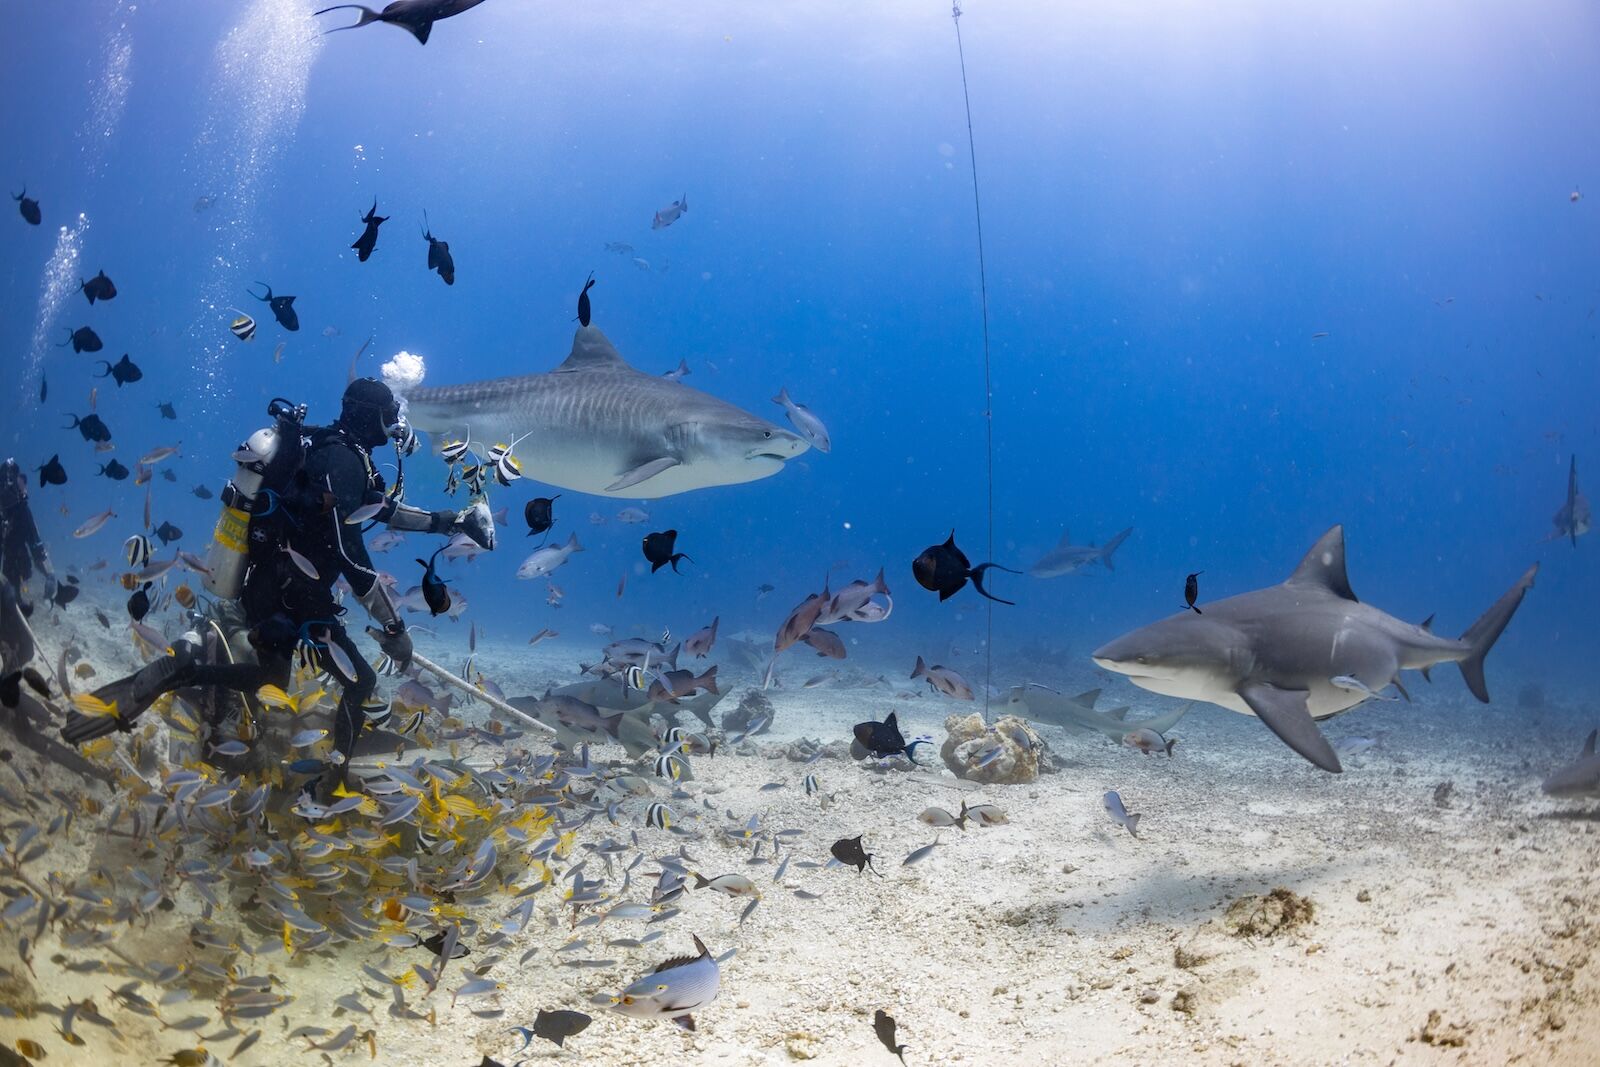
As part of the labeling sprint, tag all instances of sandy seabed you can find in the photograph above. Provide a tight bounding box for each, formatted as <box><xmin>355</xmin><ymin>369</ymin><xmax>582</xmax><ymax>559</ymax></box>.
<box><xmin>1</xmin><ymin>601</ymin><xmax>1597</xmax><ymax>1067</ymax></box>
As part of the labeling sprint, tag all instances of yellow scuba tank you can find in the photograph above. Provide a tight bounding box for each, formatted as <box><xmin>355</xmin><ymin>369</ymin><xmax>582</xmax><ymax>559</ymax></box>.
<box><xmin>203</xmin><ymin>399</ymin><xmax>306</xmax><ymax>599</ymax></box>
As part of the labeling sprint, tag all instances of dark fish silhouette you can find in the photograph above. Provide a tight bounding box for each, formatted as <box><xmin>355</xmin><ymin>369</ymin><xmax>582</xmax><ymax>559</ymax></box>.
<box><xmin>314</xmin><ymin>0</ymin><xmax>489</xmax><ymax>45</ymax></box>
<box><xmin>39</xmin><ymin>376</ymin><xmax>46</xmax><ymax>403</ymax></box>
<box><xmin>419</xmin><ymin>928</ymin><xmax>470</xmax><ymax>958</ymax></box>
<box><xmin>852</xmin><ymin>711</ymin><xmax>926</xmax><ymax>763</ymax></box>
<box><xmin>155</xmin><ymin>521</ymin><xmax>183</xmax><ymax>545</ymax></box>
<box><xmin>1183</xmin><ymin>571</ymin><xmax>1203</xmax><ymax>614</ymax></box>
<box><xmin>417</xmin><ymin>547</ymin><xmax>451</xmax><ymax>616</ymax></box>
<box><xmin>36</xmin><ymin>455</ymin><xmax>67</xmax><ymax>487</ymax></box>
<box><xmin>912</xmin><ymin>531</ymin><xmax>1017</xmax><ymax>604</ymax></box>
<box><xmin>51</xmin><ymin>578</ymin><xmax>80</xmax><ymax>610</ymax></box>
<box><xmin>97</xmin><ymin>459</ymin><xmax>129</xmax><ymax>481</ymax></box>
<box><xmin>65</xmin><ymin>412</ymin><xmax>111</xmax><ymax>443</ymax></box>
<box><xmin>1548</xmin><ymin>454</ymin><xmax>1591</xmax><ymax>547</ymax></box>
<box><xmin>873</xmin><ymin>1009</ymin><xmax>908</xmax><ymax>1066</ymax></box>
<box><xmin>127</xmin><ymin>582</ymin><xmax>152</xmax><ymax>622</ymax></box>
<box><xmin>522</xmin><ymin>1009</ymin><xmax>593</xmax><ymax>1048</ymax></box>
<box><xmin>59</xmin><ymin>326</ymin><xmax>103</xmax><ymax>353</ymax></box>
<box><xmin>192</xmin><ymin>484</ymin><xmax>214</xmax><ymax>500</ymax></box>
<box><xmin>13</xmin><ymin>188</ymin><xmax>40</xmax><ymax>225</ymax></box>
<box><xmin>830</xmin><ymin>834</ymin><xmax>876</xmax><ymax>874</ymax></box>
<box><xmin>156</xmin><ymin>401</ymin><xmax>177</xmax><ymax>420</ymax></box>
<box><xmin>642</xmin><ymin>529</ymin><xmax>691</xmax><ymax>573</ymax></box>
<box><xmin>95</xmin><ymin>354</ymin><xmax>142</xmax><ymax>387</ymax></box>
<box><xmin>249</xmin><ymin>282</ymin><xmax>300</xmax><ymax>331</ymax></box>
<box><xmin>524</xmin><ymin>495</ymin><xmax>559</xmax><ymax>537</ymax></box>
<box><xmin>160</xmin><ymin>468</ymin><xmax>177</xmax><ymax>483</ymax></box>
<box><xmin>80</xmin><ymin>269</ymin><xmax>117</xmax><ymax>304</ymax></box>
<box><xmin>350</xmin><ymin>199</ymin><xmax>388</xmax><ymax>262</ymax></box>
<box><xmin>423</xmin><ymin>212</ymin><xmax>454</xmax><ymax>284</ymax></box>
<box><xmin>576</xmin><ymin>271</ymin><xmax>595</xmax><ymax>327</ymax></box>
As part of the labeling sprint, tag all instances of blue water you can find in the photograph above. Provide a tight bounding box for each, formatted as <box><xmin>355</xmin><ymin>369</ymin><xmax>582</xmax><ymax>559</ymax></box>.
<box><xmin>3</xmin><ymin>0</ymin><xmax>1596</xmax><ymax>700</ymax></box>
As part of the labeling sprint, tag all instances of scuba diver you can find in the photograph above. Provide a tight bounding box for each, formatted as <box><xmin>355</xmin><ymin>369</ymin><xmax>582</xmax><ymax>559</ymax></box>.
<box><xmin>0</xmin><ymin>458</ymin><xmax>58</xmax><ymax>617</ymax></box>
<box><xmin>62</xmin><ymin>378</ymin><xmax>494</xmax><ymax>799</ymax></box>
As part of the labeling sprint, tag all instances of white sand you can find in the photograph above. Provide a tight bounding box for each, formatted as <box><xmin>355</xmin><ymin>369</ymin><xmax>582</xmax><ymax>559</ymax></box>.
<box><xmin>2</xmin><ymin>611</ymin><xmax>1598</xmax><ymax>1066</ymax></box>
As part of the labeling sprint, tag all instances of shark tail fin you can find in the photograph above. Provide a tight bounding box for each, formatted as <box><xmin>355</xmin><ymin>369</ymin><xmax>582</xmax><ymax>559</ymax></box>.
<box><xmin>1099</xmin><ymin>527</ymin><xmax>1134</xmax><ymax>571</ymax></box>
<box><xmin>1125</xmin><ymin>813</ymin><xmax>1140</xmax><ymax>837</ymax></box>
<box><xmin>1457</xmin><ymin>564</ymin><xmax>1538</xmax><ymax>702</ymax></box>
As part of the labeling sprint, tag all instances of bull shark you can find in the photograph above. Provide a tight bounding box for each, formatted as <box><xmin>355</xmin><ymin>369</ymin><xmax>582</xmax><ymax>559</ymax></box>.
<box><xmin>1541</xmin><ymin>730</ymin><xmax>1600</xmax><ymax>797</ymax></box>
<box><xmin>1090</xmin><ymin>525</ymin><xmax>1538</xmax><ymax>773</ymax></box>
<box><xmin>1002</xmin><ymin>684</ymin><xmax>1189</xmax><ymax>741</ymax></box>
<box><xmin>395</xmin><ymin>326</ymin><xmax>809</xmax><ymax>499</ymax></box>
<box><xmin>1029</xmin><ymin>527</ymin><xmax>1133</xmax><ymax>578</ymax></box>
<box><xmin>1546</xmin><ymin>455</ymin><xmax>1590</xmax><ymax>547</ymax></box>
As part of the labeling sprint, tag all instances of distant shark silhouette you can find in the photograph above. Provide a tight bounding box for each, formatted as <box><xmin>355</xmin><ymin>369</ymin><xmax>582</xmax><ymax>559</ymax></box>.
<box><xmin>1542</xmin><ymin>730</ymin><xmax>1600</xmax><ymax>797</ymax></box>
<box><xmin>1545</xmin><ymin>455</ymin><xmax>1590</xmax><ymax>547</ymax></box>
<box><xmin>1002</xmin><ymin>684</ymin><xmax>1188</xmax><ymax>741</ymax></box>
<box><xmin>1028</xmin><ymin>527</ymin><xmax>1132</xmax><ymax>578</ymax></box>
<box><xmin>396</xmin><ymin>326</ymin><xmax>808</xmax><ymax>499</ymax></box>
<box><xmin>314</xmin><ymin>0</ymin><xmax>488</xmax><ymax>45</ymax></box>
<box><xmin>1092</xmin><ymin>526</ymin><xmax>1537</xmax><ymax>772</ymax></box>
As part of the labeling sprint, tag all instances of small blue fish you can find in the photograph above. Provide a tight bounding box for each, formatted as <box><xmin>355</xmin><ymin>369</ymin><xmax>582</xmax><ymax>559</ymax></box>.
<box><xmin>1103</xmin><ymin>790</ymin><xmax>1140</xmax><ymax>838</ymax></box>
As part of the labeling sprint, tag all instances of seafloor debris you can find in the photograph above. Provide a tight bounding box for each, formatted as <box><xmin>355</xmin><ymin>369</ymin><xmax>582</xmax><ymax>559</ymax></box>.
<box><xmin>1223</xmin><ymin>887</ymin><xmax>1315</xmax><ymax>938</ymax></box>
<box><xmin>722</xmin><ymin>688</ymin><xmax>775</xmax><ymax>737</ymax></box>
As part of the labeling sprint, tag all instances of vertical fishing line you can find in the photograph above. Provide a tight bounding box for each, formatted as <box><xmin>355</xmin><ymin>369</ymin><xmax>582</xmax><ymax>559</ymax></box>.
<box><xmin>951</xmin><ymin>2</ymin><xmax>997</xmax><ymax>719</ymax></box>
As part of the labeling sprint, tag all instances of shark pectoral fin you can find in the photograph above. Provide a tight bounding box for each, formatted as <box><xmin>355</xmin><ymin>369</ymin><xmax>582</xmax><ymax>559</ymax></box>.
<box><xmin>1238</xmin><ymin>683</ymin><xmax>1341</xmax><ymax>773</ymax></box>
<box><xmin>606</xmin><ymin>457</ymin><xmax>680</xmax><ymax>492</ymax></box>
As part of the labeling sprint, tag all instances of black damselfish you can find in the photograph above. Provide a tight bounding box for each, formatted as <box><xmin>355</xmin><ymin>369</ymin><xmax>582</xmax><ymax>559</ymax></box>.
<box><xmin>351</xmin><ymin>199</ymin><xmax>388</xmax><ymax>262</ymax></box>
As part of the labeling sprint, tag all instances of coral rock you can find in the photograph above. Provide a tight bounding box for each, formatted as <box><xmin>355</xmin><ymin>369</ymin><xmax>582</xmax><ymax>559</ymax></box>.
<box><xmin>940</xmin><ymin>713</ymin><xmax>1042</xmax><ymax>784</ymax></box>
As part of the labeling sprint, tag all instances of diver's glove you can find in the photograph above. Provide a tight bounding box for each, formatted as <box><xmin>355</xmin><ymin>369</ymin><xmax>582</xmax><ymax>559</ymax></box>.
<box><xmin>445</xmin><ymin>499</ymin><xmax>495</xmax><ymax>551</ymax></box>
<box><xmin>368</xmin><ymin>621</ymin><xmax>413</xmax><ymax>675</ymax></box>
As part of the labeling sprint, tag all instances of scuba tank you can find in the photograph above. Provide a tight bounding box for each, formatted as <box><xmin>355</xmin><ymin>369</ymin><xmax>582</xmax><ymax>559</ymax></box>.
<box><xmin>202</xmin><ymin>399</ymin><xmax>307</xmax><ymax>599</ymax></box>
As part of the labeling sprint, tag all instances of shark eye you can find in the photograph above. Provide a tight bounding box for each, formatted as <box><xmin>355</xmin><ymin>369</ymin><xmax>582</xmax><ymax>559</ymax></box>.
<box><xmin>763</xmin><ymin>431</ymin><xmax>772</xmax><ymax>439</ymax></box>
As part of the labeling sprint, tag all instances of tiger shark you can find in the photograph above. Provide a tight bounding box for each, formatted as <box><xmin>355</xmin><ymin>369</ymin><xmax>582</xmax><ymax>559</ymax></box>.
<box><xmin>394</xmin><ymin>326</ymin><xmax>809</xmax><ymax>499</ymax></box>
<box><xmin>1090</xmin><ymin>525</ymin><xmax>1537</xmax><ymax>772</ymax></box>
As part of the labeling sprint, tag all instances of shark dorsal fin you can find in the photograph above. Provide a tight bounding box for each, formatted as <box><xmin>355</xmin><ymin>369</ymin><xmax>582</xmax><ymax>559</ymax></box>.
<box><xmin>1071</xmin><ymin>688</ymin><xmax>1101</xmax><ymax>708</ymax></box>
<box><xmin>1285</xmin><ymin>525</ymin><xmax>1358</xmax><ymax>601</ymax></box>
<box><xmin>1420</xmin><ymin>614</ymin><xmax>1434</xmax><ymax>633</ymax></box>
<box><xmin>1584</xmin><ymin>729</ymin><xmax>1597</xmax><ymax>757</ymax></box>
<box><xmin>1109</xmin><ymin>705</ymin><xmax>1130</xmax><ymax>721</ymax></box>
<box><xmin>556</xmin><ymin>327</ymin><xmax>630</xmax><ymax>373</ymax></box>
<box><xmin>1056</xmin><ymin>529</ymin><xmax>1072</xmax><ymax>548</ymax></box>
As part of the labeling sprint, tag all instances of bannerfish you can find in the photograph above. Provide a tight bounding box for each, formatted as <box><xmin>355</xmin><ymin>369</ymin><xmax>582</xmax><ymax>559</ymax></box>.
<box><xmin>350</xmin><ymin>199</ymin><xmax>388</xmax><ymax>262</ymax></box>
<box><xmin>95</xmin><ymin>354</ymin><xmax>143</xmax><ymax>387</ymax></box>
<box><xmin>60</xmin><ymin>326</ymin><xmax>103</xmax><ymax>353</ymax></box>
<box><xmin>423</xmin><ymin>211</ymin><xmax>454</xmax><ymax>284</ymax></box>
<box><xmin>912</xmin><ymin>531</ymin><xmax>1018</xmax><ymax>604</ymax></box>
<box><xmin>80</xmin><ymin>269</ymin><xmax>117</xmax><ymax>304</ymax></box>
<box><xmin>249</xmin><ymin>282</ymin><xmax>300</xmax><ymax>331</ymax></box>
<box><xmin>852</xmin><ymin>712</ymin><xmax>927</xmax><ymax>763</ymax></box>
<box><xmin>642</xmin><ymin>530</ymin><xmax>691</xmax><ymax>574</ymax></box>
<box><xmin>607</xmin><ymin>934</ymin><xmax>720</xmax><ymax>1030</ymax></box>
<box><xmin>651</xmin><ymin>195</ymin><xmax>687</xmax><ymax>230</ymax></box>
<box><xmin>230</xmin><ymin>310</ymin><xmax>257</xmax><ymax>342</ymax></box>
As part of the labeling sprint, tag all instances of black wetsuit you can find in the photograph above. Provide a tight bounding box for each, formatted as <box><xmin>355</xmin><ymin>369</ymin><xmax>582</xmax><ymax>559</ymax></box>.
<box><xmin>0</xmin><ymin>467</ymin><xmax>54</xmax><ymax>617</ymax></box>
<box><xmin>191</xmin><ymin>426</ymin><xmax>388</xmax><ymax>761</ymax></box>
